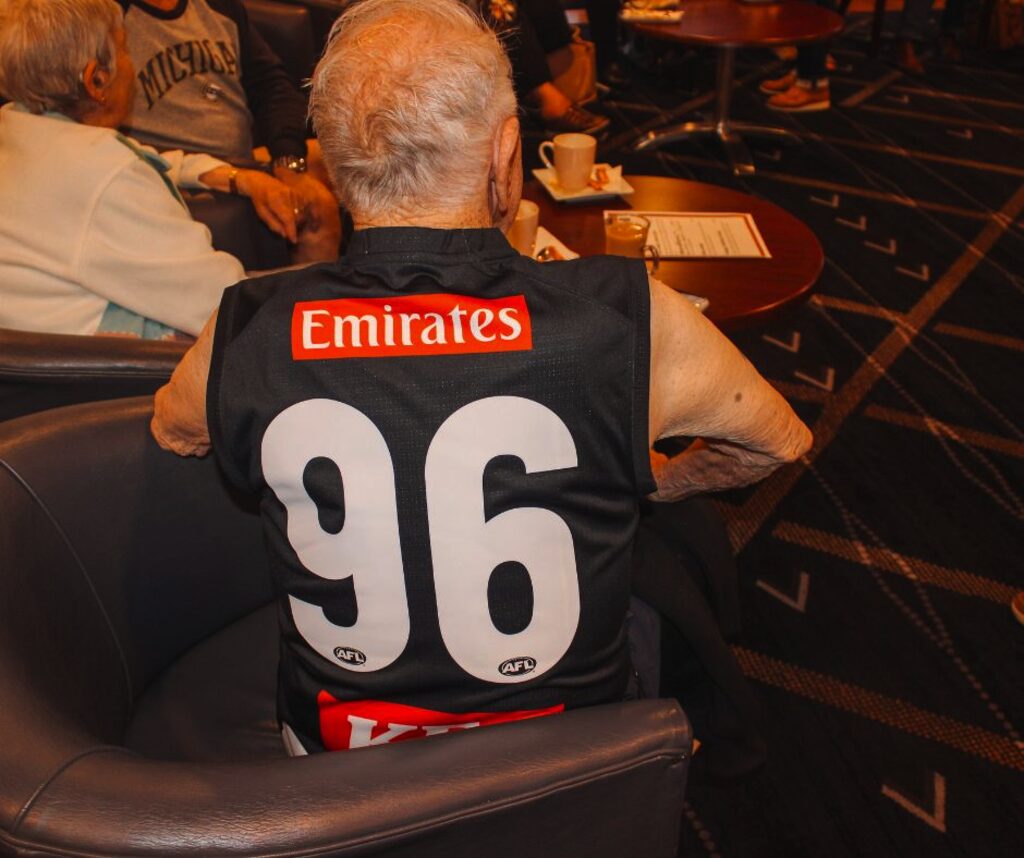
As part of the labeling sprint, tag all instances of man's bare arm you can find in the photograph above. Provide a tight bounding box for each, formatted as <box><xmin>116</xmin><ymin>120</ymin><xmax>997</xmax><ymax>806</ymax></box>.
<box><xmin>647</xmin><ymin>277</ymin><xmax>812</xmax><ymax>501</ymax></box>
<box><xmin>151</xmin><ymin>310</ymin><xmax>217</xmax><ymax>457</ymax></box>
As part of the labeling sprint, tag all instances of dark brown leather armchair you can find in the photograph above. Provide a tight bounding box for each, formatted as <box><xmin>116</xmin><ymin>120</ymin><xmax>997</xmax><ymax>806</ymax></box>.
<box><xmin>245</xmin><ymin>0</ymin><xmax>319</xmax><ymax>88</ymax></box>
<box><xmin>0</xmin><ymin>327</ymin><xmax>188</xmax><ymax>422</ymax></box>
<box><xmin>0</xmin><ymin>397</ymin><xmax>692</xmax><ymax>857</ymax></box>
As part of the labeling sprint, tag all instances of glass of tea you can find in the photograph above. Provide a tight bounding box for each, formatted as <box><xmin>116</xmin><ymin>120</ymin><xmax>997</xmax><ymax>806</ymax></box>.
<box><xmin>604</xmin><ymin>213</ymin><xmax>659</xmax><ymax>272</ymax></box>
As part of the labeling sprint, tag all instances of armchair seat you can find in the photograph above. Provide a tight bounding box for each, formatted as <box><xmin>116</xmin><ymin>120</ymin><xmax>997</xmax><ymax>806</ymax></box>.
<box><xmin>125</xmin><ymin>603</ymin><xmax>284</xmax><ymax>763</ymax></box>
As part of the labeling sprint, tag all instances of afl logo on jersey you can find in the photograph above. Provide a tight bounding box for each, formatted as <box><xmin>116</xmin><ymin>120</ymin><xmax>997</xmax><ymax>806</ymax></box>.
<box><xmin>334</xmin><ymin>646</ymin><xmax>367</xmax><ymax>667</ymax></box>
<box><xmin>499</xmin><ymin>656</ymin><xmax>537</xmax><ymax>677</ymax></box>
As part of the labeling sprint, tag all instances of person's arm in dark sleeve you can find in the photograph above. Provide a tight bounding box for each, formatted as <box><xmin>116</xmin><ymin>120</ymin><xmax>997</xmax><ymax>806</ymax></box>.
<box><xmin>216</xmin><ymin>0</ymin><xmax>308</xmax><ymax>160</ymax></box>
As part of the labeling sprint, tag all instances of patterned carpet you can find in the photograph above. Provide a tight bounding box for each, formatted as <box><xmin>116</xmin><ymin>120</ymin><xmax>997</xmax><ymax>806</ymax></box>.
<box><xmin>538</xmin><ymin>13</ymin><xmax>1024</xmax><ymax>858</ymax></box>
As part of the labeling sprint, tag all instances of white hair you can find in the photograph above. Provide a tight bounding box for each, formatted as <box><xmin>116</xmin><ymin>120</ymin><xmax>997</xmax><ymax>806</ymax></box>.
<box><xmin>309</xmin><ymin>0</ymin><xmax>517</xmax><ymax>221</ymax></box>
<box><xmin>0</xmin><ymin>0</ymin><xmax>122</xmax><ymax>115</ymax></box>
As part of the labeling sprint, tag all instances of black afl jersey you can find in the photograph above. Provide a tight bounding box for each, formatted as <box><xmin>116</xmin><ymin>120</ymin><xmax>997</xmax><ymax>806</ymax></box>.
<box><xmin>208</xmin><ymin>227</ymin><xmax>655</xmax><ymax>754</ymax></box>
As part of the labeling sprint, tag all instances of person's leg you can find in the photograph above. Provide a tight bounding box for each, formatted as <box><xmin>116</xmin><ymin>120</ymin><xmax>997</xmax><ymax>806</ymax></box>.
<box><xmin>765</xmin><ymin>42</ymin><xmax>829</xmax><ymax>111</ymax></box>
<box><xmin>631</xmin><ymin>499</ymin><xmax>766</xmax><ymax>783</ymax></box>
<box><xmin>796</xmin><ymin>42</ymin><xmax>828</xmax><ymax>86</ymax></box>
<box><xmin>503</xmin><ymin>7</ymin><xmax>557</xmax><ymax>104</ymax></box>
<box><xmin>896</xmin><ymin>0</ymin><xmax>935</xmax><ymax>71</ymax></box>
<box><xmin>897</xmin><ymin>0</ymin><xmax>934</xmax><ymax>44</ymax></box>
<box><xmin>584</xmin><ymin>0</ymin><xmax>622</xmax><ymax>76</ymax></box>
<box><xmin>503</xmin><ymin>3</ymin><xmax>609</xmax><ymax>133</ymax></box>
<box><xmin>517</xmin><ymin>0</ymin><xmax>573</xmax><ymax>55</ymax></box>
<box><xmin>766</xmin><ymin>0</ymin><xmax>834</xmax><ymax>111</ymax></box>
<box><xmin>762</xmin><ymin>0</ymin><xmax>837</xmax><ymax>104</ymax></box>
<box><xmin>938</xmin><ymin>0</ymin><xmax>966</xmax><ymax>61</ymax></box>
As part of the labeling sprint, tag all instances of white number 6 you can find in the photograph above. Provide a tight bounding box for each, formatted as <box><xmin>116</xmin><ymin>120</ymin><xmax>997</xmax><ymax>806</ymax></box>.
<box><xmin>426</xmin><ymin>396</ymin><xmax>580</xmax><ymax>683</ymax></box>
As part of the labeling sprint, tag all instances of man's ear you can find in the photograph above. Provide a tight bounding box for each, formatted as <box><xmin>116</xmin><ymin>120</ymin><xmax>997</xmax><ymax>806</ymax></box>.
<box><xmin>490</xmin><ymin>115</ymin><xmax>522</xmax><ymax>229</ymax></box>
<box><xmin>81</xmin><ymin>58</ymin><xmax>111</xmax><ymax>103</ymax></box>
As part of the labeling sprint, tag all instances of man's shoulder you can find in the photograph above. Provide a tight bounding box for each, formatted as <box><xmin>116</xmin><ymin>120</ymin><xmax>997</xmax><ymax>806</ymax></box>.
<box><xmin>245</xmin><ymin>261</ymin><xmax>341</xmax><ymax>291</ymax></box>
<box><xmin>512</xmin><ymin>253</ymin><xmax>649</xmax><ymax>321</ymax></box>
<box><xmin>224</xmin><ymin>261</ymin><xmax>341</xmax><ymax>309</ymax></box>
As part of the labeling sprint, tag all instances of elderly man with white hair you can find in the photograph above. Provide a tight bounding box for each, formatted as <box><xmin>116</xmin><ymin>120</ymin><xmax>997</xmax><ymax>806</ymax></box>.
<box><xmin>153</xmin><ymin>0</ymin><xmax>811</xmax><ymax>756</ymax></box>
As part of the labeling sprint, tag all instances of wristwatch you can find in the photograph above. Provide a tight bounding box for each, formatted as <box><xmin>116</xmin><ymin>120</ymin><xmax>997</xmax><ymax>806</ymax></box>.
<box><xmin>273</xmin><ymin>154</ymin><xmax>308</xmax><ymax>174</ymax></box>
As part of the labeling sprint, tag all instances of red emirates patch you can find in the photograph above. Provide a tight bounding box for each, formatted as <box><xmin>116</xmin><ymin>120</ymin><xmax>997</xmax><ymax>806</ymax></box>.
<box><xmin>317</xmin><ymin>691</ymin><xmax>563</xmax><ymax>750</ymax></box>
<box><xmin>291</xmin><ymin>294</ymin><xmax>532</xmax><ymax>360</ymax></box>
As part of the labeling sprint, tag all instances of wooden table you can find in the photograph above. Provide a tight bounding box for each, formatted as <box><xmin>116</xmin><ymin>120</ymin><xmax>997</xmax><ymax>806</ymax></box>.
<box><xmin>628</xmin><ymin>0</ymin><xmax>844</xmax><ymax>175</ymax></box>
<box><xmin>523</xmin><ymin>175</ymin><xmax>823</xmax><ymax>331</ymax></box>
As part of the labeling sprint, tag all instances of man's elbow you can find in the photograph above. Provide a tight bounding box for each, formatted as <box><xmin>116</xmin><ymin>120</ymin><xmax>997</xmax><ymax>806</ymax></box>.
<box><xmin>150</xmin><ymin>384</ymin><xmax>211</xmax><ymax>457</ymax></box>
<box><xmin>774</xmin><ymin>420</ymin><xmax>813</xmax><ymax>465</ymax></box>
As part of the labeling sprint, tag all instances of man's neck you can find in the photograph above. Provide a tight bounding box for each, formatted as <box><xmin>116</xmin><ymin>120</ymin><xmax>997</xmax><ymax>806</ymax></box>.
<box><xmin>353</xmin><ymin>206</ymin><xmax>495</xmax><ymax>233</ymax></box>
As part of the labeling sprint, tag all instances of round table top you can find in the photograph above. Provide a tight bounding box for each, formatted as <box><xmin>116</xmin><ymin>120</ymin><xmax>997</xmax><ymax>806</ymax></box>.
<box><xmin>627</xmin><ymin>0</ymin><xmax>844</xmax><ymax>48</ymax></box>
<box><xmin>523</xmin><ymin>175</ymin><xmax>823</xmax><ymax>331</ymax></box>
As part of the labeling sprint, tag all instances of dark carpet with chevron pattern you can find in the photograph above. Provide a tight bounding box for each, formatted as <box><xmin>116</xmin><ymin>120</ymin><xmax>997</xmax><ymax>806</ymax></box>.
<box><xmin>530</xmin><ymin>12</ymin><xmax>1024</xmax><ymax>858</ymax></box>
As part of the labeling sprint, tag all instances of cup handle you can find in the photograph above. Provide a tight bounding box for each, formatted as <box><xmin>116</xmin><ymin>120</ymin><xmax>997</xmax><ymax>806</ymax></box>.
<box><xmin>538</xmin><ymin>141</ymin><xmax>555</xmax><ymax>171</ymax></box>
<box><xmin>643</xmin><ymin>245</ymin><xmax>660</xmax><ymax>274</ymax></box>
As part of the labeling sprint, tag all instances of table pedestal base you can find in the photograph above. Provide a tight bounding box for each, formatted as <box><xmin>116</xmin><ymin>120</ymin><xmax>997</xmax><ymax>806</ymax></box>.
<box><xmin>632</xmin><ymin>47</ymin><xmax>802</xmax><ymax>176</ymax></box>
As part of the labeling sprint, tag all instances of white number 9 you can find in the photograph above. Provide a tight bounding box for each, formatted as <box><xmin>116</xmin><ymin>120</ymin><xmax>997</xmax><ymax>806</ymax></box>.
<box><xmin>262</xmin><ymin>399</ymin><xmax>410</xmax><ymax>672</ymax></box>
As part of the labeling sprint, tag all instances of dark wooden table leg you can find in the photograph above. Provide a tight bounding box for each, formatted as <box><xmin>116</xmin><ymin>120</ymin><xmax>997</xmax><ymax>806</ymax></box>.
<box><xmin>712</xmin><ymin>47</ymin><xmax>755</xmax><ymax>176</ymax></box>
<box><xmin>975</xmin><ymin>0</ymin><xmax>997</xmax><ymax>49</ymax></box>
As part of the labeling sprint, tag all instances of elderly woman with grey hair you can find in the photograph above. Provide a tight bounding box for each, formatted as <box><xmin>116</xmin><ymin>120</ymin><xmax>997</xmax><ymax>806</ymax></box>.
<box><xmin>0</xmin><ymin>0</ymin><xmax>300</xmax><ymax>338</ymax></box>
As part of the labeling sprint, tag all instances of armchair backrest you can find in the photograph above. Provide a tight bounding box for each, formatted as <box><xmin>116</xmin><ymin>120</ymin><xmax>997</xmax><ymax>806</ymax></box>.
<box><xmin>0</xmin><ymin>328</ymin><xmax>188</xmax><ymax>422</ymax></box>
<box><xmin>244</xmin><ymin>0</ymin><xmax>318</xmax><ymax>88</ymax></box>
<box><xmin>0</xmin><ymin>398</ymin><xmax>274</xmax><ymax>724</ymax></box>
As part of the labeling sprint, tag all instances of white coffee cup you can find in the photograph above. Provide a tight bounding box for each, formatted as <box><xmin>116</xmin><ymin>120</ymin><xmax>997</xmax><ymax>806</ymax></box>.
<box><xmin>506</xmin><ymin>199</ymin><xmax>540</xmax><ymax>256</ymax></box>
<box><xmin>538</xmin><ymin>133</ymin><xmax>597</xmax><ymax>193</ymax></box>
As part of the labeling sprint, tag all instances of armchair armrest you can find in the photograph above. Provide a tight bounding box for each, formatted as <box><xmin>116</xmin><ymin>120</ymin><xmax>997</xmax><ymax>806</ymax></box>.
<box><xmin>0</xmin><ymin>328</ymin><xmax>189</xmax><ymax>422</ymax></box>
<box><xmin>8</xmin><ymin>700</ymin><xmax>690</xmax><ymax>858</ymax></box>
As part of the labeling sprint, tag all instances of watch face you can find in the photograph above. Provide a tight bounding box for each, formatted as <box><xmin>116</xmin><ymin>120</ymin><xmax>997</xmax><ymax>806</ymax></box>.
<box><xmin>276</xmin><ymin>156</ymin><xmax>307</xmax><ymax>173</ymax></box>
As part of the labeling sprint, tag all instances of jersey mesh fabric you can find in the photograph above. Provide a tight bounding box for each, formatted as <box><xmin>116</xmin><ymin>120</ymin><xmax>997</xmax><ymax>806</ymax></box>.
<box><xmin>207</xmin><ymin>227</ymin><xmax>655</xmax><ymax>752</ymax></box>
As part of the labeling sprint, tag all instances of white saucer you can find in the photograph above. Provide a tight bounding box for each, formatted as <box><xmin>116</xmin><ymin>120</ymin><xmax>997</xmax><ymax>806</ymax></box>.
<box><xmin>619</xmin><ymin>8</ymin><xmax>684</xmax><ymax>24</ymax></box>
<box><xmin>532</xmin><ymin>164</ymin><xmax>635</xmax><ymax>204</ymax></box>
<box><xmin>534</xmin><ymin>226</ymin><xmax>580</xmax><ymax>261</ymax></box>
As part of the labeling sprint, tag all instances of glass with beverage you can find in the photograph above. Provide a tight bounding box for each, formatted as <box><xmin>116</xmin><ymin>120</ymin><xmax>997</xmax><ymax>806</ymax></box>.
<box><xmin>604</xmin><ymin>213</ymin><xmax>659</xmax><ymax>272</ymax></box>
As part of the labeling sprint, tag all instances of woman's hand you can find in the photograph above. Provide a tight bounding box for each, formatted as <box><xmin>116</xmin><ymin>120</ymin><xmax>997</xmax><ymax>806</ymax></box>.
<box><xmin>198</xmin><ymin>165</ymin><xmax>302</xmax><ymax>243</ymax></box>
<box><xmin>235</xmin><ymin>169</ymin><xmax>302</xmax><ymax>244</ymax></box>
